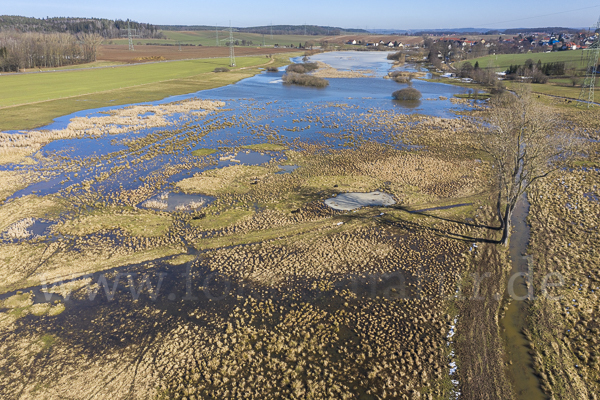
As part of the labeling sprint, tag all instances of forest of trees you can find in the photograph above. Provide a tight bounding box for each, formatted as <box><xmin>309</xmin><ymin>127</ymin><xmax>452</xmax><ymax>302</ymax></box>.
<box><xmin>504</xmin><ymin>59</ymin><xmax>567</xmax><ymax>83</ymax></box>
<box><xmin>0</xmin><ymin>16</ymin><xmax>163</xmax><ymax>39</ymax></box>
<box><xmin>158</xmin><ymin>24</ymin><xmax>366</xmax><ymax>36</ymax></box>
<box><xmin>0</xmin><ymin>31</ymin><xmax>103</xmax><ymax>72</ymax></box>
<box><xmin>0</xmin><ymin>16</ymin><xmax>165</xmax><ymax>72</ymax></box>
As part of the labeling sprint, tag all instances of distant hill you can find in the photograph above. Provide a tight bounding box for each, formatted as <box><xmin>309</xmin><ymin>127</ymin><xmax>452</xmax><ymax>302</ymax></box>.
<box><xmin>369</xmin><ymin>27</ymin><xmax>588</xmax><ymax>36</ymax></box>
<box><xmin>158</xmin><ymin>24</ymin><xmax>367</xmax><ymax>36</ymax></box>
<box><xmin>0</xmin><ymin>15</ymin><xmax>162</xmax><ymax>38</ymax></box>
<box><xmin>496</xmin><ymin>27</ymin><xmax>585</xmax><ymax>35</ymax></box>
<box><xmin>369</xmin><ymin>28</ymin><xmax>490</xmax><ymax>35</ymax></box>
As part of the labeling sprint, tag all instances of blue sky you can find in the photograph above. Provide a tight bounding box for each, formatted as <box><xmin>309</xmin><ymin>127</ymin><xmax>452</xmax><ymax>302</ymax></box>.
<box><xmin>3</xmin><ymin>0</ymin><xmax>600</xmax><ymax>29</ymax></box>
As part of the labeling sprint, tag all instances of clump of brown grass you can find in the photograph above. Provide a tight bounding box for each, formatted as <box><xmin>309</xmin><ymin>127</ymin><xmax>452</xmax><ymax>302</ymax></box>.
<box><xmin>282</xmin><ymin>72</ymin><xmax>329</xmax><ymax>88</ymax></box>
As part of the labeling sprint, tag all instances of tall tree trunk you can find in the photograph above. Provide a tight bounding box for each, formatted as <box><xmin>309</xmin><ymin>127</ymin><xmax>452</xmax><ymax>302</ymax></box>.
<box><xmin>496</xmin><ymin>191</ymin><xmax>505</xmax><ymax>230</ymax></box>
<box><xmin>500</xmin><ymin>204</ymin><xmax>513</xmax><ymax>246</ymax></box>
<box><xmin>500</xmin><ymin>219</ymin><xmax>511</xmax><ymax>246</ymax></box>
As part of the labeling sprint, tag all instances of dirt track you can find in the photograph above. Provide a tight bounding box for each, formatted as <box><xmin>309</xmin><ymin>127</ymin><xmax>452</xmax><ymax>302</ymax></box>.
<box><xmin>98</xmin><ymin>45</ymin><xmax>298</xmax><ymax>63</ymax></box>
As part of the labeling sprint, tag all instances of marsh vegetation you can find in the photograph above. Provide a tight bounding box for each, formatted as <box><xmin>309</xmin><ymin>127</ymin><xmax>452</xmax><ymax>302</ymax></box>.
<box><xmin>282</xmin><ymin>72</ymin><xmax>329</xmax><ymax>88</ymax></box>
<box><xmin>0</xmin><ymin>51</ymin><xmax>596</xmax><ymax>400</ymax></box>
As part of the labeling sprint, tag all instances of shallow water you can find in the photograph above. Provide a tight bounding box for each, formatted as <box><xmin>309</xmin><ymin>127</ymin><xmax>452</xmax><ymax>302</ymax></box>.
<box><xmin>501</xmin><ymin>193</ymin><xmax>547</xmax><ymax>400</ymax></box>
<box><xmin>325</xmin><ymin>191</ymin><xmax>395</xmax><ymax>211</ymax></box>
<box><xmin>4</xmin><ymin>52</ymin><xmax>476</xmax><ymax>210</ymax></box>
<box><xmin>276</xmin><ymin>165</ymin><xmax>298</xmax><ymax>174</ymax></box>
<box><xmin>139</xmin><ymin>192</ymin><xmax>214</xmax><ymax>212</ymax></box>
<box><xmin>1</xmin><ymin>218</ymin><xmax>55</xmax><ymax>243</ymax></box>
<box><xmin>305</xmin><ymin>51</ymin><xmax>394</xmax><ymax>77</ymax></box>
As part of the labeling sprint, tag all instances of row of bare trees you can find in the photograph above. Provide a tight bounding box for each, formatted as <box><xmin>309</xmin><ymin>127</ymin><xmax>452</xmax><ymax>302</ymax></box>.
<box><xmin>0</xmin><ymin>31</ymin><xmax>103</xmax><ymax>72</ymax></box>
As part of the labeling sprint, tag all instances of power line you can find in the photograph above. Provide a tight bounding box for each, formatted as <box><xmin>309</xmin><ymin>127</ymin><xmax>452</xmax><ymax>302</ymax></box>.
<box><xmin>579</xmin><ymin>16</ymin><xmax>600</xmax><ymax>107</ymax></box>
<box><xmin>228</xmin><ymin>21</ymin><xmax>236</xmax><ymax>67</ymax></box>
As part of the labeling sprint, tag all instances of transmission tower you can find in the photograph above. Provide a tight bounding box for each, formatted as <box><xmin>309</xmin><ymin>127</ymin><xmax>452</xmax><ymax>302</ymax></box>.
<box><xmin>579</xmin><ymin>17</ymin><xmax>600</xmax><ymax>107</ymax></box>
<box><xmin>228</xmin><ymin>22</ymin><xmax>236</xmax><ymax>67</ymax></box>
<box><xmin>215</xmin><ymin>24</ymin><xmax>219</xmax><ymax>46</ymax></box>
<box><xmin>127</xmin><ymin>20</ymin><xmax>135</xmax><ymax>51</ymax></box>
<box><xmin>270</xmin><ymin>22</ymin><xmax>273</xmax><ymax>40</ymax></box>
<box><xmin>218</xmin><ymin>21</ymin><xmax>240</xmax><ymax>66</ymax></box>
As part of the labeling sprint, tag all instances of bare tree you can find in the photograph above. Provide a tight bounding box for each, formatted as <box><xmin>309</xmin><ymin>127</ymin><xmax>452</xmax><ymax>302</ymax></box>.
<box><xmin>80</xmin><ymin>32</ymin><xmax>103</xmax><ymax>62</ymax></box>
<box><xmin>477</xmin><ymin>87</ymin><xmax>582</xmax><ymax>245</ymax></box>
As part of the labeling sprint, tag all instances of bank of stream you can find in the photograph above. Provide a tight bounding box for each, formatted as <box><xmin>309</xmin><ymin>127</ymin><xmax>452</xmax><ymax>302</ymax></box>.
<box><xmin>501</xmin><ymin>193</ymin><xmax>547</xmax><ymax>400</ymax></box>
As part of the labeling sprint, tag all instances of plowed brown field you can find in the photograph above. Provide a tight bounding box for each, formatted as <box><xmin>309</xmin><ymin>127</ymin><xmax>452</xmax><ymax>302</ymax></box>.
<box><xmin>98</xmin><ymin>45</ymin><xmax>297</xmax><ymax>63</ymax></box>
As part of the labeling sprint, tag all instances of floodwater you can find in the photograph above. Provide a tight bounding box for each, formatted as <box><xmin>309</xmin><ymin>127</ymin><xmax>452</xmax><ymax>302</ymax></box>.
<box><xmin>1</xmin><ymin>51</ymin><xmax>535</xmax><ymax>398</ymax></box>
<box><xmin>139</xmin><ymin>192</ymin><xmax>215</xmax><ymax>212</ymax></box>
<box><xmin>308</xmin><ymin>51</ymin><xmax>396</xmax><ymax>77</ymax></box>
<box><xmin>325</xmin><ymin>191</ymin><xmax>396</xmax><ymax>211</ymax></box>
<box><xmin>3</xmin><ymin>51</ymin><xmax>476</xmax><ymax>205</ymax></box>
<box><xmin>501</xmin><ymin>193</ymin><xmax>547</xmax><ymax>400</ymax></box>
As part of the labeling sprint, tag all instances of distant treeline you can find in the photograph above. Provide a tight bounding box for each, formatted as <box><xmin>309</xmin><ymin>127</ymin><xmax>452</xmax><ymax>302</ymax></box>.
<box><xmin>492</xmin><ymin>27</ymin><xmax>583</xmax><ymax>35</ymax></box>
<box><xmin>414</xmin><ymin>27</ymin><xmax>585</xmax><ymax>36</ymax></box>
<box><xmin>158</xmin><ymin>24</ymin><xmax>366</xmax><ymax>36</ymax></box>
<box><xmin>0</xmin><ymin>31</ymin><xmax>103</xmax><ymax>72</ymax></box>
<box><xmin>414</xmin><ymin>30</ymin><xmax>487</xmax><ymax>36</ymax></box>
<box><xmin>0</xmin><ymin>15</ymin><xmax>164</xmax><ymax>39</ymax></box>
<box><xmin>506</xmin><ymin>60</ymin><xmax>566</xmax><ymax>76</ymax></box>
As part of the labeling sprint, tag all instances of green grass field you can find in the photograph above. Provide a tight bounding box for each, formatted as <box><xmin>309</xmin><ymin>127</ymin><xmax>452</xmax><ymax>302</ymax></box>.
<box><xmin>107</xmin><ymin>30</ymin><xmax>325</xmax><ymax>47</ymax></box>
<box><xmin>461</xmin><ymin>50</ymin><xmax>590</xmax><ymax>71</ymax></box>
<box><xmin>0</xmin><ymin>57</ymin><xmax>267</xmax><ymax>108</ymax></box>
<box><xmin>0</xmin><ymin>53</ymin><xmax>299</xmax><ymax>130</ymax></box>
<box><xmin>504</xmin><ymin>80</ymin><xmax>598</xmax><ymax>100</ymax></box>
<box><xmin>20</xmin><ymin>60</ymin><xmax>127</xmax><ymax>73</ymax></box>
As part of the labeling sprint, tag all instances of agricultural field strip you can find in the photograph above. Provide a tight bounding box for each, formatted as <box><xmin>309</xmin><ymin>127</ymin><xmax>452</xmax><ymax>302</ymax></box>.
<box><xmin>460</xmin><ymin>51</ymin><xmax>591</xmax><ymax>71</ymax></box>
<box><xmin>3</xmin><ymin>54</ymin><xmax>273</xmax><ymax>77</ymax></box>
<box><xmin>0</xmin><ymin>56</ymin><xmax>273</xmax><ymax>108</ymax></box>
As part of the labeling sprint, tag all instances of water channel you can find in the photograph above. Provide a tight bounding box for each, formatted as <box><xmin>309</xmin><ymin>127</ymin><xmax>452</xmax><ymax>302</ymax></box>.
<box><xmin>501</xmin><ymin>193</ymin><xmax>547</xmax><ymax>400</ymax></box>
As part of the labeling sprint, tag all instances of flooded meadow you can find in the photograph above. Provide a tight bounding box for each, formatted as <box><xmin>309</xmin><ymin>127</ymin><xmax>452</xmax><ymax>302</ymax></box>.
<box><xmin>1</xmin><ymin>51</ymin><xmax>596</xmax><ymax>399</ymax></box>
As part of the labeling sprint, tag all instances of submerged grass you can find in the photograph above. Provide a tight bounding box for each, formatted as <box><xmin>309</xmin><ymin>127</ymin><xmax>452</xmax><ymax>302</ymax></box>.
<box><xmin>191</xmin><ymin>148</ymin><xmax>217</xmax><ymax>157</ymax></box>
<box><xmin>191</xmin><ymin>208</ymin><xmax>253</xmax><ymax>230</ymax></box>
<box><xmin>54</xmin><ymin>208</ymin><xmax>173</xmax><ymax>237</ymax></box>
<box><xmin>0</xmin><ymin>195</ymin><xmax>67</xmax><ymax>232</ymax></box>
<box><xmin>241</xmin><ymin>143</ymin><xmax>288</xmax><ymax>151</ymax></box>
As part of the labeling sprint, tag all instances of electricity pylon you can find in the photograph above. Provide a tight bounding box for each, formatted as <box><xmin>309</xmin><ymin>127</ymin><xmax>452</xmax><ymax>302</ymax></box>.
<box><xmin>579</xmin><ymin>17</ymin><xmax>600</xmax><ymax>107</ymax></box>
<box><xmin>228</xmin><ymin>22</ymin><xmax>236</xmax><ymax>67</ymax></box>
<box><xmin>127</xmin><ymin>20</ymin><xmax>135</xmax><ymax>51</ymax></box>
<box><xmin>218</xmin><ymin>21</ymin><xmax>239</xmax><ymax>66</ymax></box>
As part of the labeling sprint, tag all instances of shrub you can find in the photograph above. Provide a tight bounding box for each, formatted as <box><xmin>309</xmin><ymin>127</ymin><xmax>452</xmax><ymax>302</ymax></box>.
<box><xmin>392</xmin><ymin>88</ymin><xmax>422</xmax><ymax>100</ymax></box>
<box><xmin>285</xmin><ymin>62</ymin><xmax>319</xmax><ymax>74</ymax></box>
<box><xmin>459</xmin><ymin>61</ymin><xmax>474</xmax><ymax>78</ymax></box>
<box><xmin>302</xmin><ymin>62</ymin><xmax>319</xmax><ymax>72</ymax></box>
<box><xmin>266</xmin><ymin>66</ymin><xmax>279</xmax><ymax>72</ymax></box>
<box><xmin>282</xmin><ymin>72</ymin><xmax>329</xmax><ymax>88</ymax></box>
<box><xmin>213</xmin><ymin>67</ymin><xmax>230</xmax><ymax>73</ymax></box>
<box><xmin>286</xmin><ymin>64</ymin><xmax>306</xmax><ymax>73</ymax></box>
<box><xmin>387</xmin><ymin>51</ymin><xmax>405</xmax><ymax>61</ymax></box>
<box><xmin>388</xmin><ymin>71</ymin><xmax>415</xmax><ymax>83</ymax></box>
<box><xmin>531</xmin><ymin>70</ymin><xmax>549</xmax><ymax>84</ymax></box>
